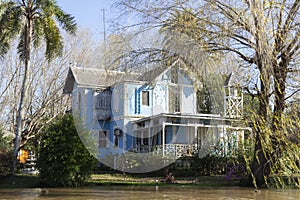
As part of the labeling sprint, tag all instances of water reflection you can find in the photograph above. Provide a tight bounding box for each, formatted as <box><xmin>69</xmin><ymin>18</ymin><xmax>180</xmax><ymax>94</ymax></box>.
<box><xmin>0</xmin><ymin>186</ymin><xmax>299</xmax><ymax>200</ymax></box>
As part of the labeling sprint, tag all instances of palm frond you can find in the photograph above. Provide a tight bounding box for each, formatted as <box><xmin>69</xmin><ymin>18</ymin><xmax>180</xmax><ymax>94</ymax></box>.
<box><xmin>37</xmin><ymin>0</ymin><xmax>77</xmax><ymax>34</ymax></box>
<box><xmin>53</xmin><ymin>4</ymin><xmax>77</xmax><ymax>34</ymax></box>
<box><xmin>32</xmin><ymin>17</ymin><xmax>43</xmax><ymax>48</ymax></box>
<box><xmin>0</xmin><ymin>31</ymin><xmax>12</xmax><ymax>59</ymax></box>
<box><xmin>0</xmin><ymin>0</ymin><xmax>77</xmax><ymax>61</ymax></box>
<box><xmin>0</xmin><ymin>1</ymin><xmax>16</xmax><ymax>12</ymax></box>
<box><xmin>34</xmin><ymin>0</ymin><xmax>77</xmax><ymax>60</ymax></box>
<box><xmin>17</xmin><ymin>25</ymin><xmax>26</xmax><ymax>61</ymax></box>
<box><xmin>43</xmin><ymin>16</ymin><xmax>63</xmax><ymax>60</ymax></box>
<box><xmin>0</xmin><ymin>3</ymin><xmax>23</xmax><ymax>58</ymax></box>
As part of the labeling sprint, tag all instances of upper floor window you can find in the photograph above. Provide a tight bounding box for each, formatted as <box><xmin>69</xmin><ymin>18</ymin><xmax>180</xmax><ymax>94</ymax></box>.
<box><xmin>142</xmin><ymin>91</ymin><xmax>150</xmax><ymax>106</ymax></box>
<box><xmin>77</xmin><ymin>92</ymin><xmax>81</xmax><ymax>110</ymax></box>
<box><xmin>96</xmin><ymin>90</ymin><xmax>112</xmax><ymax>110</ymax></box>
<box><xmin>169</xmin><ymin>86</ymin><xmax>181</xmax><ymax>113</ymax></box>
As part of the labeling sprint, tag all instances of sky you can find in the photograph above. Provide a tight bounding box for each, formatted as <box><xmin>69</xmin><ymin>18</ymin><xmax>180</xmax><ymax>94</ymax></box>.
<box><xmin>56</xmin><ymin>0</ymin><xmax>114</xmax><ymax>38</ymax></box>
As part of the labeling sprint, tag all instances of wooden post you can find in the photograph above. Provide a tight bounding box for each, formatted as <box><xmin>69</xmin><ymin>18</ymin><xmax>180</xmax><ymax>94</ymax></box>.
<box><xmin>162</xmin><ymin>122</ymin><xmax>165</xmax><ymax>157</ymax></box>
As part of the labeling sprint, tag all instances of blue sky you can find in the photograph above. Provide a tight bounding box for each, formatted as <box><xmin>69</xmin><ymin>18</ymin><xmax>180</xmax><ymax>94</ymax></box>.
<box><xmin>56</xmin><ymin>0</ymin><xmax>114</xmax><ymax>35</ymax></box>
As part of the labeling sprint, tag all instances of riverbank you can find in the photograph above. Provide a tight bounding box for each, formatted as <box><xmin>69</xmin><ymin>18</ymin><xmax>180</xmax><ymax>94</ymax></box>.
<box><xmin>89</xmin><ymin>173</ymin><xmax>242</xmax><ymax>187</ymax></box>
<box><xmin>0</xmin><ymin>173</ymin><xmax>242</xmax><ymax>188</ymax></box>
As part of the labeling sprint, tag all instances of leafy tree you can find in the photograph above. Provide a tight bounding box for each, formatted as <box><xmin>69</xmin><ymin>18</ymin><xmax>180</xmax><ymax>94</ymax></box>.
<box><xmin>0</xmin><ymin>129</ymin><xmax>13</xmax><ymax>177</ymax></box>
<box><xmin>0</xmin><ymin>0</ymin><xmax>77</xmax><ymax>175</ymax></box>
<box><xmin>37</xmin><ymin>114</ymin><xmax>97</xmax><ymax>187</ymax></box>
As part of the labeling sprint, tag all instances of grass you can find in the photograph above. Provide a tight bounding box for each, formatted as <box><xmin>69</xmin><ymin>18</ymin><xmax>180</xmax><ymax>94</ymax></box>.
<box><xmin>0</xmin><ymin>173</ymin><xmax>242</xmax><ymax>189</ymax></box>
<box><xmin>87</xmin><ymin>173</ymin><xmax>242</xmax><ymax>187</ymax></box>
<box><xmin>0</xmin><ymin>174</ymin><xmax>40</xmax><ymax>189</ymax></box>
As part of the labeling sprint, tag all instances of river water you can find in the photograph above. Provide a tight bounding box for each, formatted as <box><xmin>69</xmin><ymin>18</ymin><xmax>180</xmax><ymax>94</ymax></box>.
<box><xmin>0</xmin><ymin>186</ymin><xmax>299</xmax><ymax>200</ymax></box>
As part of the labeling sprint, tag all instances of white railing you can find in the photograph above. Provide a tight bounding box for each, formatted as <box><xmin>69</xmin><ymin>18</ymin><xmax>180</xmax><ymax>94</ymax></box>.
<box><xmin>131</xmin><ymin>144</ymin><xmax>198</xmax><ymax>158</ymax></box>
<box><xmin>131</xmin><ymin>144</ymin><xmax>241</xmax><ymax>158</ymax></box>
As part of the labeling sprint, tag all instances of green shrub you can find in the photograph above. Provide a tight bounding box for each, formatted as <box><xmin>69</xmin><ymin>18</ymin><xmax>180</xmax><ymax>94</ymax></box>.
<box><xmin>37</xmin><ymin>114</ymin><xmax>97</xmax><ymax>187</ymax></box>
<box><xmin>0</xmin><ymin>130</ymin><xmax>13</xmax><ymax>177</ymax></box>
<box><xmin>191</xmin><ymin>155</ymin><xmax>228</xmax><ymax>176</ymax></box>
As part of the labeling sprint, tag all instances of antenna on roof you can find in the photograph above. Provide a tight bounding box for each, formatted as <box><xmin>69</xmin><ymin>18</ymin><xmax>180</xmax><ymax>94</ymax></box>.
<box><xmin>101</xmin><ymin>9</ymin><xmax>107</xmax><ymax>70</ymax></box>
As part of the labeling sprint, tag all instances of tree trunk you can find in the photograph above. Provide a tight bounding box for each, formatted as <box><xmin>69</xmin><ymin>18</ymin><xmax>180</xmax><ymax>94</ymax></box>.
<box><xmin>12</xmin><ymin>19</ymin><xmax>32</xmax><ymax>176</ymax></box>
<box><xmin>251</xmin><ymin>59</ymin><xmax>272</xmax><ymax>187</ymax></box>
<box><xmin>272</xmin><ymin>62</ymin><xmax>287</xmax><ymax>133</ymax></box>
<box><xmin>251</xmin><ymin>100</ymin><xmax>272</xmax><ymax>187</ymax></box>
<box><xmin>251</xmin><ymin>122</ymin><xmax>271</xmax><ymax>187</ymax></box>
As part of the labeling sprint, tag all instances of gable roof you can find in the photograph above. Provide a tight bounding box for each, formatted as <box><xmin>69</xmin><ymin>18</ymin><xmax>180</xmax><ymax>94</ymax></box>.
<box><xmin>63</xmin><ymin>66</ymin><xmax>140</xmax><ymax>94</ymax></box>
<box><xmin>137</xmin><ymin>65</ymin><xmax>168</xmax><ymax>82</ymax></box>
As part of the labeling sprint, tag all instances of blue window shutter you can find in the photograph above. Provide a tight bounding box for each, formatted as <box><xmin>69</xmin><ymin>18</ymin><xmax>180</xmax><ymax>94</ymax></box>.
<box><xmin>135</xmin><ymin>88</ymin><xmax>141</xmax><ymax>114</ymax></box>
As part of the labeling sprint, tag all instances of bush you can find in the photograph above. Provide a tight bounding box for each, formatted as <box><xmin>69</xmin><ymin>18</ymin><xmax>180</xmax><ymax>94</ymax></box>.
<box><xmin>225</xmin><ymin>156</ymin><xmax>247</xmax><ymax>181</ymax></box>
<box><xmin>191</xmin><ymin>155</ymin><xmax>228</xmax><ymax>176</ymax></box>
<box><xmin>37</xmin><ymin>114</ymin><xmax>97</xmax><ymax>187</ymax></box>
<box><xmin>0</xmin><ymin>130</ymin><xmax>13</xmax><ymax>177</ymax></box>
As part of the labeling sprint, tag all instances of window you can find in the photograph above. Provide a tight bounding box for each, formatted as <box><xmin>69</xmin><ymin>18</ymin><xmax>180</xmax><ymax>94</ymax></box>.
<box><xmin>169</xmin><ymin>86</ymin><xmax>181</xmax><ymax>113</ymax></box>
<box><xmin>99</xmin><ymin>130</ymin><xmax>108</xmax><ymax>148</ymax></box>
<box><xmin>77</xmin><ymin>92</ymin><xmax>81</xmax><ymax>110</ymax></box>
<box><xmin>142</xmin><ymin>91</ymin><xmax>150</xmax><ymax>106</ymax></box>
<box><xmin>96</xmin><ymin>90</ymin><xmax>112</xmax><ymax>110</ymax></box>
<box><xmin>76</xmin><ymin>92</ymin><xmax>83</xmax><ymax>116</ymax></box>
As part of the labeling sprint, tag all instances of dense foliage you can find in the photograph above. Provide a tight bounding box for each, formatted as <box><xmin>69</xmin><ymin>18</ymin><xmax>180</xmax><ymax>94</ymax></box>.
<box><xmin>37</xmin><ymin>114</ymin><xmax>97</xmax><ymax>187</ymax></box>
<box><xmin>0</xmin><ymin>130</ymin><xmax>13</xmax><ymax>177</ymax></box>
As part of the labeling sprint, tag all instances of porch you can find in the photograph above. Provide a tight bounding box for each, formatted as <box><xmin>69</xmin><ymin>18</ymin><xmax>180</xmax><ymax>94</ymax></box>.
<box><xmin>131</xmin><ymin>113</ymin><xmax>250</xmax><ymax>158</ymax></box>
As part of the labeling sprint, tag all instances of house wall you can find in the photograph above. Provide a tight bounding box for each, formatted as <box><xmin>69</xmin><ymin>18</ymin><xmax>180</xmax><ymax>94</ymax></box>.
<box><xmin>152</xmin><ymin>83</ymin><xmax>168</xmax><ymax>115</ymax></box>
<box><xmin>111</xmin><ymin>83</ymin><xmax>125</xmax><ymax>118</ymax></box>
<box><xmin>181</xmin><ymin>86</ymin><xmax>197</xmax><ymax>114</ymax></box>
<box><xmin>125</xmin><ymin>83</ymin><xmax>153</xmax><ymax>117</ymax></box>
<box><xmin>72</xmin><ymin>83</ymin><xmax>94</xmax><ymax>130</ymax></box>
<box><xmin>86</xmin><ymin>89</ymin><xmax>94</xmax><ymax>129</ymax></box>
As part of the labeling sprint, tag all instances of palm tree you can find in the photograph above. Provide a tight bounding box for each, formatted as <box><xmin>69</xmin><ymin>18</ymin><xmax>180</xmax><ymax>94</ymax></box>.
<box><xmin>0</xmin><ymin>0</ymin><xmax>77</xmax><ymax>175</ymax></box>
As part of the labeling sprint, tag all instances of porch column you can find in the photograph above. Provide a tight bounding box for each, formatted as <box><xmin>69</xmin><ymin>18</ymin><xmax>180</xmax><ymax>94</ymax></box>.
<box><xmin>148</xmin><ymin>127</ymin><xmax>151</xmax><ymax>152</ymax></box>
<box><xmin>223</xmin><ymin>126</ymin><xmax>227</xmax><ymax>156</ymax></box>
<box><xmin>162</xmin><ymin>122</ymin><xmax>165</xmax><ymax>157</ymax></box>
<box><xmin>194</xmin><ymin>125</ymin><xmax>197</xmax><ymax>148</ymax></box>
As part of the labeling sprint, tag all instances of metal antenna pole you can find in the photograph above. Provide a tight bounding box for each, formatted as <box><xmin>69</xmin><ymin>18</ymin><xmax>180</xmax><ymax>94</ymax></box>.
<box><xmin>102</xmin><ymin>9</ymin><xmax>107</xmax><ymax>69</ymax></box>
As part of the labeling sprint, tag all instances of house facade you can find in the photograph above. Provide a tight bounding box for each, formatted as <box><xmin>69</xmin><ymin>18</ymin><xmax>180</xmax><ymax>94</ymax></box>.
<box><xmin>63</xmin><ymin>66</ymin><xmax>250</xmax><ymax>160</ymax></box>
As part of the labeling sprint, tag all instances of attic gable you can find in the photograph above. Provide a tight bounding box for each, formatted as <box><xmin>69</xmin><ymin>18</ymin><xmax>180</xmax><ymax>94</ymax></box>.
<box><xmin>138</xmin><ymin>65</ymin><xmax>193</xmax><ymax>85</ymax></box>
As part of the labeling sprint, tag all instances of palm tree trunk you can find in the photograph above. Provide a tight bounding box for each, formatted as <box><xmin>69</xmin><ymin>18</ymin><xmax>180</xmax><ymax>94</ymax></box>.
<box><xmin>12</xmin><ymin>18</ymin><xmax>32</xmax><ymax>177</ymax></box>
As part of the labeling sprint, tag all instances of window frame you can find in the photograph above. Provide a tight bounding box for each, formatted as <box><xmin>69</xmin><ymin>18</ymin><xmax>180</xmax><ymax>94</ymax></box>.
<box><xmin>99</xmin><ymin>130</ymin><xmax>109</xmax><ymax>148</ymax></box>
<box><xmin>141</xmin><ymin>90</ymin><xmax>150</xmax><ymax>106</ymax></box>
